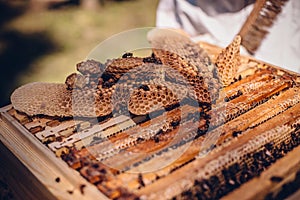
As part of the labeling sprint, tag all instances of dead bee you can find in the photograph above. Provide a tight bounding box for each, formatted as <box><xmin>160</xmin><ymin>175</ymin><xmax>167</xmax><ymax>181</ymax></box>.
<box><xmin>122</xmin><ymin>52</ymin><xmax>133</xmax><ymax>58</ymax></box>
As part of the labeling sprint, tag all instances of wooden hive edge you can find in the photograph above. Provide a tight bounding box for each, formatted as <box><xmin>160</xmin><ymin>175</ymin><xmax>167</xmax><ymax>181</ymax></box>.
<box><xmin>0</xmin><ymin>105</ymin><xmax>108</xmax><ymax>200</ymax></box>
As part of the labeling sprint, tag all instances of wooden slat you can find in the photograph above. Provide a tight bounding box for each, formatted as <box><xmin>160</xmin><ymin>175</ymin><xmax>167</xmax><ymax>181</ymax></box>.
<box><xmin>137</xmin><ymin>103</ymin><xmax>300</xmax><ymax>199</ymax></box>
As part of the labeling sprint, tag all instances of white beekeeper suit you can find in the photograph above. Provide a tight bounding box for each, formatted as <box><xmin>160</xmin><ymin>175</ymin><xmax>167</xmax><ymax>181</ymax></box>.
<box><xmin>156</xmin><ymin>0</ymin><xmax>300</xmax><ymax>73</ymax></box>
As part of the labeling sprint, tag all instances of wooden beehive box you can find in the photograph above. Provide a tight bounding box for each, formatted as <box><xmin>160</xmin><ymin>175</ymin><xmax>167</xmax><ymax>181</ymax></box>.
<box><xmin>1</xmin><ymin>42</ymin><xmax>300</xmax><ymax>200</ymax></box>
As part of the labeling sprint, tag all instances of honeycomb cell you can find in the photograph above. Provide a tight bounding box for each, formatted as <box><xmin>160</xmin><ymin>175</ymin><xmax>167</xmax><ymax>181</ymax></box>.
<box><xmin>216</xmin><ymin>35</ymin><xmax>241</xmax><ymax>87</ymax></box>
<box><xmin>76</xmin><ymin>59</ymin><xmax>104</xmax><ymax>75</ymax></box>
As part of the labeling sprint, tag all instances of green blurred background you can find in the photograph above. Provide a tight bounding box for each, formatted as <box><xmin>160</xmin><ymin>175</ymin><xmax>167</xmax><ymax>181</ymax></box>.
<box><xmin>0</xmin><ymin>0</ymin><xmax>159</xmax><ymax>107</ymax></box>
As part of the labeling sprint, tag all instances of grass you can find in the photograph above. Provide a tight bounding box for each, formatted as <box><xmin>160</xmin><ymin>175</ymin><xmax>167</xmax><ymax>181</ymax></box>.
<box><xmin>0</xmin><ymin>0</ymin><xmax>159</xmax><ymax>106</ymax></box>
